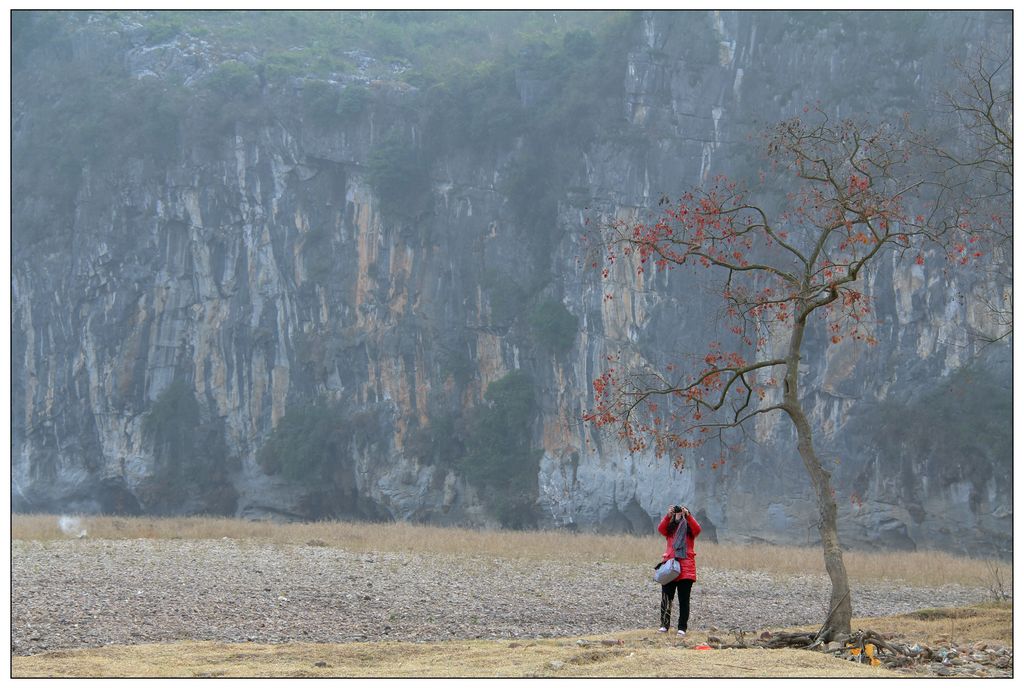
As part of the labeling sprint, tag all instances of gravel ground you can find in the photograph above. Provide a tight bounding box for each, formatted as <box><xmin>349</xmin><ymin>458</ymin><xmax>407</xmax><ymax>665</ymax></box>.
<box><xmin>11</xmin><ymin>539</ymin><xmax>992</xmax><ymax>656</ymax></box>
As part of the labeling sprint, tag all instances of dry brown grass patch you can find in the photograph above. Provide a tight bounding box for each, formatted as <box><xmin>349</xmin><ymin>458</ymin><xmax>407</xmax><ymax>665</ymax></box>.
<box><xmin>14</xmin><ymin>605</ymin><xmax>1010</xmax><ymax>678</ymax></box>
<box><xmin>11</xmin><ymin>633</ymin><xmax>894</xmax><ymax>678</ymax></box>
<box><xmin>11</xmin><ymin>513</ymin><xmax>1010</xmax><ymax>590</ymax></box>
<box><xmin>781</xmin><ymin>601</ymin><xmax>1012</xmax><ymax>650</ymax></box>
<box><xmin>895</xmin><ymin>601</ymin><xmax>1011</xmax><ymax>647</ymax></box>
<box><xmin>908</xmin><ymin>607</ymin><xmax>978</xmax><ymax>621</ymax></box>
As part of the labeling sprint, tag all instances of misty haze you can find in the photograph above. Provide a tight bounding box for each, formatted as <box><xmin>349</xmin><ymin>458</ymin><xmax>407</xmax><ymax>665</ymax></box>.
<box><xmin>11</xmin><ymin>10</ymin><xmax>1012</xmax><ymax>678</ymax></box>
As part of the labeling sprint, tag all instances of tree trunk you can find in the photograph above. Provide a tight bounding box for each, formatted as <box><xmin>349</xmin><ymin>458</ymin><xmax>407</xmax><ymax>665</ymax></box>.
<box><xmin>783</xmin><ymin>316</ymin><xmax>853</xmax><ymax>641</ymax></box>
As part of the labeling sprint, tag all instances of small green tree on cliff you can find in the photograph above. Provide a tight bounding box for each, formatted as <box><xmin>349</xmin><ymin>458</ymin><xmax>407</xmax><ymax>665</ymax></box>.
<box><xmin>585</xmin><ymin>107</ymin><xmax>982</xmax><ymax>641</ymax></box>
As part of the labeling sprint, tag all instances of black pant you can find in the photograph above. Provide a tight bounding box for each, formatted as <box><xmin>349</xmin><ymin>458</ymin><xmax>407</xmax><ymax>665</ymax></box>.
<box><xmin>660</xmin><ymin>578</ymin><xmax>693</xmax><ymax>631</ymax></box>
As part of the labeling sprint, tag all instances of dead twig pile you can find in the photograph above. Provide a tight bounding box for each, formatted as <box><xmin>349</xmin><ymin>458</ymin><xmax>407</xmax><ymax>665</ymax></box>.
<box><xmin>705</xmin><ymin>628</ymin><xmax>1011</xmax><ymax>676</ymax></box>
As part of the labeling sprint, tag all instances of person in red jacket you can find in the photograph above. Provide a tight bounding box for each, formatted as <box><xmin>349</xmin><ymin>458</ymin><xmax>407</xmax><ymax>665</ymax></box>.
<box><xmin>656</xmin><ymin>504</ymin><xmax>701</xmax><ymax>635</ymax></box>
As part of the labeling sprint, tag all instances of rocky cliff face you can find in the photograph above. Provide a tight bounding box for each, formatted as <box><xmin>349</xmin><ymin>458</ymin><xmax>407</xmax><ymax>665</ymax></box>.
<box><xmin>12</xmin><ymin>11</ymin><xmax>1012</xmax><ymax>556</ymax></box>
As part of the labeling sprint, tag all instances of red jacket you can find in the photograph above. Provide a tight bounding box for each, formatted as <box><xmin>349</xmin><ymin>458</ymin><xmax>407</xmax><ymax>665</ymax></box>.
<box><xmin>658</xmin><ymin>512</ymin><xmax>701</xmax><ymax>581</ymax></box>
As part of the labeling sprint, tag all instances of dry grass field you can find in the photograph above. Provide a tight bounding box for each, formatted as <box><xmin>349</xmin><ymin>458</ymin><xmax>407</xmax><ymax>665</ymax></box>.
<box><xmin>12</xmin><ymin>512</ymin><xmax>1011</xmax><ymax>591</ymax></box>
<box><xmin>11</xmin><ymin>636</ymin><xmax>889</xmax><ymax>678</ymax></box>
<box><xmin>11</xmin><ymin>603</ymin><xmax>1011</xmax><ymax>678</ymax></box>
<box><xmin>11</xmin><ymin>513</ymin><xmax>1012</xmax><ymax>678</ymax></box>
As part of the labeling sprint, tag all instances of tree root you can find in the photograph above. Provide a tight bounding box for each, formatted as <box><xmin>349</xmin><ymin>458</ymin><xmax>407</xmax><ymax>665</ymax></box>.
<box><xmin>706</xmin><ymin>627</ymin><xmax>951</xmax><ymax>671</ymax></box>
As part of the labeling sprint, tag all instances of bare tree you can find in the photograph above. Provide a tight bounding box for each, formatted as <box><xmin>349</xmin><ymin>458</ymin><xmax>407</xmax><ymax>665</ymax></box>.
<box><xmin>916</xmin><ymin>47</ymin><xmax>1012</xmax><ymax>341</ymax></box>
<box><xmin>938</xmin><ymin>48</ymin><xmax>1012</xmax><ymax>194</ymax></box>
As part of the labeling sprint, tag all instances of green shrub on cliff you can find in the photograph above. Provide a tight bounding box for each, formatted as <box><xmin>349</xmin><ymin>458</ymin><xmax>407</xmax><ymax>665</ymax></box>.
<box><xmin>336</xmin><ymin>85</ymin><xmax>370</xmax><ymax>120</ymax></box>
<box><xmin>301</xmin><ymin>80</ymin><xmax>340</xmax><ymax>127</ymax></box>
<box><xmin>528</xmin><ymin>298</ymin><xmax>578</xmax><ymax>354</ymax></box>
<box><xmin>419</xmin><ymin>60</ymin><xmax>526</xmax><ymax>154</ymax></box>
<box><xmin>482</xmin><ymin>271</ymin><xmax>529</xmax><ymax>327</ymax></box>
<box><xmin>496</xmin><ymin>146</ymin><xmax>563</xmax><ymax>269</ymax></box>
<box><xmin>405</xmin><ymin>411</ymin><xmax>465</xmax><ymax>466</ymax></box>
<box><xmin>862</xmin><ymin>364</ymin><xmax>1011</xmax><ymax>491</ymax></box>
<box><xmin>437</xmin><ymin>343</ymin><xmax>475</xmax><ymax>386</ymax></box>
<box><xmin>141</xmin><ymin>378</ymin><xmax>236</xmax><ymax>514</ymax></box>
<box><xmin>143</xmin><ymin>14</ymin><xmax>184</xmax><ymax>45</ymax></box>
<box><xmin>203</xmin><ymin>59</ymin><xmax>260</xmax><ymax>99</ymax></box>
<box><xmin>458</xmin><ymin>370</ymin><xmax>541</xmax><ymax>528</ymax></box>
<box><xmin>258</xmin><ymin>402</ymin><xmax>386</xmax><ymax>484</ymax></box>
<box><xmin>366</xmin><ymin>133</ymin><xmax>433</xmax><ymax>219</ymax></box>
<box><xmin>143</xmin><ymin>379</ymin><xmax>200</xmax><ymax>461</ymax></box>
<box><xmin>299</xmin><ymin>81</ymin><xmax>370</xmax><ymax>128</ymax></box>
<box><xmin>257</xmin><ymin>402</ymin><xmax>348</xmax><ymax>483</ymax></box>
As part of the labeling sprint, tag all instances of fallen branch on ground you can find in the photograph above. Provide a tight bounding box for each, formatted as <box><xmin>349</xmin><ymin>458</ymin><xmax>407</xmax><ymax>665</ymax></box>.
<box><xmin>701</xmin><ymin>627</ymin><xmax>1012</xmax><ymax>675</ymax></box>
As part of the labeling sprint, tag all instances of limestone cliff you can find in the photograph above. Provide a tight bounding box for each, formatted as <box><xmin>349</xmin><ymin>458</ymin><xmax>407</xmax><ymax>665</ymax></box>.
<box><xmin>12</xmin><ymin>10</ymin><xmax>1011</xmax><ymax>556</ymax></box>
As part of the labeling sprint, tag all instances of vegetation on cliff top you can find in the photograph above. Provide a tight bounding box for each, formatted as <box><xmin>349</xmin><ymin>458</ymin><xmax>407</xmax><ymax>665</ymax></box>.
<box><xmin>13</xmin><ymin>9</ymin><xmax>634</xmax><ymax>243</ymax></box>
<box><xmin>126</xmin><ymin>10</ymin><xmax>630</xmax><ymax>81</ymax></box>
